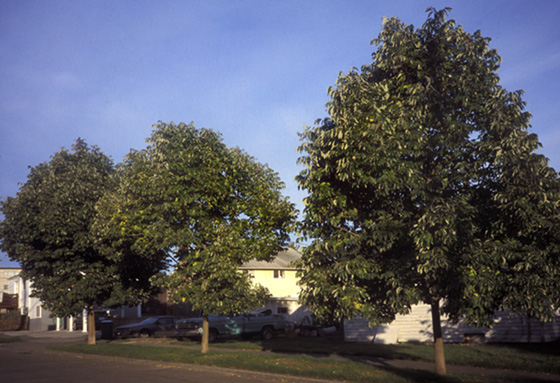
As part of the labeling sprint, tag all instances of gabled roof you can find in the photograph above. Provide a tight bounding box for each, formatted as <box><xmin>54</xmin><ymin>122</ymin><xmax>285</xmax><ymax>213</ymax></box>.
<box><xmin>239</xmin><ymin>247</ymin><xmax>301</xmax><ymax>270</ymax></box>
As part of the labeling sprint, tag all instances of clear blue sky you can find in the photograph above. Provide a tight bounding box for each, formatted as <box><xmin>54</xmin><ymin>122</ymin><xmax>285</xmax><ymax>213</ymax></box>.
<box><xmin>1</xmin><ymin>1</ymin><xmax>559</xmax><ymax>267</ymax></box>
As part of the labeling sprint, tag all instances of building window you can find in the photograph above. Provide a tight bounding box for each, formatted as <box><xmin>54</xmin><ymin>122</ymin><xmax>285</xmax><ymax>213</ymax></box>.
<box><xmin>36</xmin><ymin>305</ymin><xmax>42</xmax><ymax>318</ymax></box>
<box><xmin>277</xmin><ymin>307</ymin><xmax>288</xmax><ymax>314</ymax></box>
<box><xmin>3</xmin><ymin>284</ymin><xmax>7</xmax><ymax>291</ymax></box>
<box><xmin>273</xmin><ymin>270</ymin><xmax>285</xmax><ymax>279</ymax></box>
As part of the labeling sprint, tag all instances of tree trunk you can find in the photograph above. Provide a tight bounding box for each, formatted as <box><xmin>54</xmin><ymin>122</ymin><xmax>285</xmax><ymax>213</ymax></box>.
<box><xmin>526</xmin><ymin>316</ymin><xmax>532</xmax><ymax>342</ymax></box>
<box><xmin>431</xmin><ymin>299</ymin><xmax>446</xmax><ymax>375</ymax></box>
<box><xmin>87</xmin><ymin>306</ymin><xmax>96</xmax><ymax>345</ymax></box>
<box><xmin>201</xmin><ymin>315</ymin><xmax>209</xmax><ymax>354</ymax></box>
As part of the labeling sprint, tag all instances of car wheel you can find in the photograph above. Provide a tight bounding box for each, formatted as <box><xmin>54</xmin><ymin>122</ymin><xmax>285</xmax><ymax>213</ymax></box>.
<box><xmin>208</xmin><ymin>329</ymin><xmax>218</xmax><ymax>343</ymax></box>
<box><xmin>261</xmin><ymin>327</ymin><xmax>274</xmax><ymax>341</ymax></box>
<box><xmin>139</xmin><ymin>329</ymin><xmax>151</xmax><ymax>338</ymax></box>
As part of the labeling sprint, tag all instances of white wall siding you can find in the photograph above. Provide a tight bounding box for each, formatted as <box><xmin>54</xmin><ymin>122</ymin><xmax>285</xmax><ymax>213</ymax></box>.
<box><xmin>344</xmin><ymin>305</ymin><xmax>466</xmax><ymax>344</ymax></box>
<box><xmin>393</xmin><ymin>304</ymin><xmax>434</xmax><ymax>343</ymax></box>
<box><xmin>487</xmin><ymin>312</ymin><xmax>560</xmax><ymax>343</ymax></box>
<box><xmin>344</xmin><ymin>317</ymin><xmax>378</xmax><ymax>343</ymax></box>
<box><xmin>345</xmin><ymin>304</ymin><xmax>560</xmax><ymax>344</ymax></box>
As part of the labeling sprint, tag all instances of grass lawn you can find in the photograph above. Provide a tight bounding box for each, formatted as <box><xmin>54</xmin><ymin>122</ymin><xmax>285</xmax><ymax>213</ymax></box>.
<box><xmin>201</xmin><ymin>337</ymin><xmax>560</xmax><ymax>375</ymax></box>
<box><xmin>0</xmin><ymin>335</ymin><xmax>22</xmax><ymax>343</ymax></box>
<box><xmin>54</xmin><ymin>343</ymin><xmax>425</xmax><ymax>383</ymax></box>
<box><xmin>51</xmin><ymin>337</ymin><xmax>560</xmax><ymax>383</ymax></box>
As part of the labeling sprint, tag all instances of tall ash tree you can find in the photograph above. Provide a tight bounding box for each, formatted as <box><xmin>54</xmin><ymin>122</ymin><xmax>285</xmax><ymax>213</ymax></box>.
<box><xmin>296</xmin><ymin>8</ymin><xmax>560</xmax><ymax>375</ymax></box>
<box><xmin>0</xmin><ymin>140</ymin><xmax>159</xmax><ymax>345</ymax></box>
<box><xmin>102</xmin><ymin>122</ymin><xmax>296</xmax><ymax>353</ymax></box>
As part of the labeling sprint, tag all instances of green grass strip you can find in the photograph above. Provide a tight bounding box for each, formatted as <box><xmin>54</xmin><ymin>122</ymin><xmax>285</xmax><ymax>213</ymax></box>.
<box><xmin>0</xmin><ymin>336</ymin><xmax>22</xmax><ymax>343</ymax></box>
<box><xmin>52</xmin><ymin>343</ymin><xmax>448</xmax><ymax>383</ymax></box>
<box><xmin>52</xmin><ymin>342</ymin><xmax>560</xmax><ymax>383</ymax></box>
<box><xmin>199</xmin><ymin>338</ymin><xmax>560</xmax><ymax>375</ymax></box>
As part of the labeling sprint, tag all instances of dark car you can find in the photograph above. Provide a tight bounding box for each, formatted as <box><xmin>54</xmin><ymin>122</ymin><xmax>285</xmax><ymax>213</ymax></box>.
<box><xmin>72</xmin><ymin>310</ymin><xmax>112</xmax><ymax>331</ymax></box>
<box><xmin>113</xmin><ymin>316</ymin><xmax>177</xmax><ymax>338</ymax></box>
<box><xmin>175</xmin><ymin>319</ymin><xmax>203</xmax><ymax>340</ymax></box>
<box><xmin>175</xmin><ymin>309</ymin><xmax>287</xmax><ymax>342</ymax></box>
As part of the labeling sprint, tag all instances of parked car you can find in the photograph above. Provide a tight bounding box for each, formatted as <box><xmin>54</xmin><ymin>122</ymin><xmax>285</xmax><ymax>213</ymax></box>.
<box><xmin>72</xmin><ymin>309</ymin><xmax>112</xmax><ymax>331</ymax></box>
<box><xmin>176</xmin><ymin>309</ymin><xmax>287</xmax><ymax>342</ymax></box>
<box><xmin>113</xmin><ymin>316</ymin><xmax>177</xmax><ymax>338</ymax></box>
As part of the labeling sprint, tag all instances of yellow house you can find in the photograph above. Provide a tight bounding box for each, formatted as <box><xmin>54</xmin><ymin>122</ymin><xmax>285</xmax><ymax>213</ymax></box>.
<box><xmin>239</xmin><ymin>248</ymin><xmax>311</xmax><ymax>325</ymax></box>
<box><xmin>1</xmin><ymin>267</ymin><xmax>20</xmax><ymax>297</ymax></box>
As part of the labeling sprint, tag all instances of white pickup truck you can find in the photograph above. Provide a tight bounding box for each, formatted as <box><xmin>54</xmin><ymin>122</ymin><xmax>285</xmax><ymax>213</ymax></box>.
<box><xmin>176</xmin><ymin>309</ymin><xmax>288</xmax><ymax>342</ymax></box>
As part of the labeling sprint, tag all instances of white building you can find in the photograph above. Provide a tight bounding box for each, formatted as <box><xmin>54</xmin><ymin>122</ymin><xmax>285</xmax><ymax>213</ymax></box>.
<box><xmin>8</xmin><ymin>274</ymin><xmax>90</xmax><ymax>332</ymax></box>
<box><xmin>344</xmin><ymin>303</ymin><xmax>560</xmax><ymax>344</ymax></box>
<box><xmin>9</xmin><ymin>275</ymin><xmax>52</xmax><ymax>330</ymax></box>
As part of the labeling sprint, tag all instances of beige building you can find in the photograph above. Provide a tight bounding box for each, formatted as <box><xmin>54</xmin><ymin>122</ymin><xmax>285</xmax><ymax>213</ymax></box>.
<box><xmin>2</xmin><ymin>249</ymin><xmax>312</xmax><ymax>329</ymax></box>
<box><xmin>1</xmin><ymin>267</ymin><xmax>21</xmax><ymax>312</ymax></box>
<box><xmin>1</xmin><ymin>267</ymin><xmax>20</xmax><ymax>296</ymax></box>
<box><xmin>240</xmin><ymin>248</ymin><xmax>311</xmax><ymax>325</ymax></box>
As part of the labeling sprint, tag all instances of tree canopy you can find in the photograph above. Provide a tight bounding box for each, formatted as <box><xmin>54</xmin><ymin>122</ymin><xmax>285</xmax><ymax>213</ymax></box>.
<box><xmin>102</xmin><ymin>121</ymin><xmax>297</xmax><ymax>352</ymax></box>
<box><xmin>0</xmin><ymin>139</ymin><xmax>157</xmax><ymax>344</ymax></box>
<box><xmin>296</xmin><ymin>8</ymin><xmax>560</xmax><ymax>375</ymax></box>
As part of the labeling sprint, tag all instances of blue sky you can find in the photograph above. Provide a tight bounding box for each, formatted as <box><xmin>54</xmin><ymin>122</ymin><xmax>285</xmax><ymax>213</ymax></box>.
<box><xmin>1</xmin><ymin>0</ymin><xmax>559</xmax><ymax>267</ymax></box>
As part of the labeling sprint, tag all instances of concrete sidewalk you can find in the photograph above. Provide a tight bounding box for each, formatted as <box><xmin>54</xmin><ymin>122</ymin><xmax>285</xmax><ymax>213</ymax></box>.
<box><xmin>1</xmin><ymin>329</ymin><xmax>89</xmax><ymax>340</ymax></box>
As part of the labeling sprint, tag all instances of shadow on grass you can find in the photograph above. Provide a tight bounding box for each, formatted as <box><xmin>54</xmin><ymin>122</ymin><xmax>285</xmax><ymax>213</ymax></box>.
<box><xmin>0</xmin><ymin>336</ymin><xmax>22</xmax><ymax>344</ymax></box>
<box><xmin>254</xmin><ymin>337</ymin><xmax>560</xmax><ymax>383</ymax></box>
<box><xmin>256</xmin><ymin>336</ymin><xmax>420</xmax><ymax>360</ymax></box>
<box><xmin>346</xmin><ymin>357</ymin><xmax>454</xmax><ymax>383</ymax></box>
<box><xmin>139</xmin><ymin>335</ymin><xmax>560</xmax><ymax>382</ymax></box>
<box><xmin>55</xmin><ymin>338</ymin><xmax>560</xmax><ymax>383</ymax></box>
<box><xmin>255</xmin><ymin>337</ymin><xmax>459</xmax><ymax>383</ymax></box>
<box><xmin>484</xmin><ymin>340</ymin><xmax>560</xmax><ymax>356</ymax></box>
<box><xmin>337</xmin><ymin>354</ymin><xmax>560</xmax><ymax>383</ymax></box>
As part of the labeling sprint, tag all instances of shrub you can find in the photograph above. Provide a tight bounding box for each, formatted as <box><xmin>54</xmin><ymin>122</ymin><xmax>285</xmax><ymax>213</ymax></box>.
<box><xmin>0</xmin><ymin>310</ymin><xmax>25</xmax><ymax>331</ymax></box>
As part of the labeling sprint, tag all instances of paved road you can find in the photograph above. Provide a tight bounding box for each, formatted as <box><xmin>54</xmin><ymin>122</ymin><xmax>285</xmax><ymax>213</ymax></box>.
<box><xmin>0</xmin><ymin>332</ymin><xmax>335</xmax><ymax>383</ymax></box>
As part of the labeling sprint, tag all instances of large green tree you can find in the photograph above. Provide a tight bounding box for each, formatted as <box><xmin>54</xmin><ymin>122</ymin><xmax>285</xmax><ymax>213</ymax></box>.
<box><xmin>296</xmin><ymin>8</ymin><xmax>560</xmax><ymax>375</ymax></box>
<box><xmin>0</xmin><ymin>140</ymin><xmax>157</xmax><ymax>344</ymax></box>
<box><xmin>103</xmin><ymin>122</ymin><xmax>296</xmax><ymax>353</ymax></box>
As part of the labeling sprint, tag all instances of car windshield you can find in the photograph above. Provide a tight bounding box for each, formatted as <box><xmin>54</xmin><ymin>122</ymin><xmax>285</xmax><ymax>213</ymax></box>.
<box><xmin>139</xmin><ymin>317</ymin><xmax>160</xmax><ymax>325</ymax></box>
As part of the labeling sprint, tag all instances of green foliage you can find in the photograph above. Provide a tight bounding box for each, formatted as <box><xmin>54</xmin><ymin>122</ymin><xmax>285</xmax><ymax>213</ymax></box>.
<box><xmin>0</xmin><ymin>139</ymin><xmax>147</xmax><ymax>317</ymax></box>
<box><xmin>297</xmin><ymin>8</ymin><xmax>560</xmax><ymax>329</ymax></box>
<box><xmin>104</xmin><ymin>122</ymin><xmax>297</xmax><ymax>316</ymax></box>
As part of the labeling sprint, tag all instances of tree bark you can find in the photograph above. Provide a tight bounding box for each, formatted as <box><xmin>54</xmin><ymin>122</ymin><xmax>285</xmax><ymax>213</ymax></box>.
<box><xmin>431</xmin><ymin>299</ymin><xmax>446</xmax><ymax>375</ymax></box>
<box><xmin>87</xmin><ymin>306</ymin><xmax>96</xmax><ymax>345</ymax></box>
<box><xmin>201</xmin><ymin>315</ymin><xmax>209</xmax><ymax>354</ymax></box>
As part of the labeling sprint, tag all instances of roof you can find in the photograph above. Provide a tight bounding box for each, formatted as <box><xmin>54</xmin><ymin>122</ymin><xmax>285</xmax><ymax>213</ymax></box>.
<box><xmin>239</xmin><ymin>248</ymin><xmax>302</xmax><ymax>270</ymax></box>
